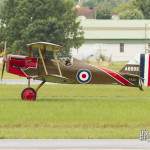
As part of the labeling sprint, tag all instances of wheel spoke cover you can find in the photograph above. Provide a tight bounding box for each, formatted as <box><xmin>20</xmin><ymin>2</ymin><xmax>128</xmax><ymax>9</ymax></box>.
<box><xmin>21</xmin><ymin>88</ymin><xmax>36</xmax><ymax>101</ymax></box>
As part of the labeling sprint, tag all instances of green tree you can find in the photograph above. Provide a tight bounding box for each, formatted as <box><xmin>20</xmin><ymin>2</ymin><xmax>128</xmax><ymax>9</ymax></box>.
<box><xmin>113</xmin><ymin>0</ymin><xmax>144</xmax><ymax>19</ymax></box>
<box><xmin>134</xmin><ymin>0</ymin><xmax>150</xmax><ymax>19</ymax></box>
<box><xmin>83</xmin><ymin>0</ymin><xmax>100</xmax><ymax>8</ymax></box>
<box><xmin>82</xmin><ymin>0</ymin><xmax>129</xmax><ymax>19</ymax></box>
<box><xmin>0</xmin><ymin>0</ymin><xmax>4</xmax><ymax>13</ymax></box>
<box><xmin>0</xmin><ymin>0</ymin><xmax>84</xmax><ymax>56</ymax></box>
<box><xmin>113</xmin><ymin>0</ymin><xmax>135</xmax><ymax>14</ymax></box>
<box><xmin>83</xmin><ymin>0</ymin><xmax>129</xmax><ymax>9</ymax></box>
<box><xmin>96</xmin><ymin>4</ymin><xmax>111</xmax><ymax>19</ymax></box>
<box><xmin>119</xmin><ymin>9</ymin><xmax>144</xmax><ymax>19</ymax></box>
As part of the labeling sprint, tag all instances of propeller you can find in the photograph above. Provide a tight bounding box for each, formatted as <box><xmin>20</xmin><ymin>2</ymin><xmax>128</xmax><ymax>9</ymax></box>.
<box><xmin>1</xmin><ymin>42</ymin><xmax>7</xmax><ymax>80</ymax></box>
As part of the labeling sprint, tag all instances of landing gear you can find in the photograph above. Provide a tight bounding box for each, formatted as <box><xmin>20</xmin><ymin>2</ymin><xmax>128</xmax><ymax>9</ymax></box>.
<box><xmin>21</xmin><ymin>78</ymin><xmax>36</xmax><ymax>101</ymax></box>
<box><xmin>21</xmin><ymin>79</ymin><xmax>45</xmax><ymax>101</ymax></box>
<box><xmin>21</xmin><ymin>88</ymin><xmax>36</xmax><ymax>101</ymax></box>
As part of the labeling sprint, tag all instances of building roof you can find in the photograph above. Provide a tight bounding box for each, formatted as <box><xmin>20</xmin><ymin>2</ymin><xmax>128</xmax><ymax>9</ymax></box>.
<box><xmin>75</xmin><ymin>6</ymin><xmax>95</xmax><ymax>19</ymax></box>
<box><xmin>80</xmin><ymin>19</ymin><xmax>150</xmax><ymax>40</ymax></box>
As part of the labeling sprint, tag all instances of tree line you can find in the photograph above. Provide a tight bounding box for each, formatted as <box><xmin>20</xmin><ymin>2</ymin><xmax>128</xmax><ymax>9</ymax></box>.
<box><xmin>76</xmin><ymin>0</ymin><xmax>150</xmax><ymax>19</ymax></box>
<box><xmin>0</xmin><ymin>0</ymin><xmax>84</xmax><ymax>56</ymax></box>
<box><xmin>0</xmin><ymin>0</ymin><xmax>150</xmax><ymax>55</ymax></box>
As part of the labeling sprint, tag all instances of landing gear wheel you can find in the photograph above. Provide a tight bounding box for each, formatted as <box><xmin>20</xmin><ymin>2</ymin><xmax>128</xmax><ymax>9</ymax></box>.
<box><xmin>21</xmin><ymin>88</ymin><xmax>37</xmax><ymax>101</ymax></box>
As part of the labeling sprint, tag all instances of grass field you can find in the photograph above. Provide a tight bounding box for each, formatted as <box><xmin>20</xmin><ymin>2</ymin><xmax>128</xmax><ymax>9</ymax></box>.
<box><xmin>0</xmin><ymin>84</ymin><xmax>150</xmax><ymax>139</ymax></box>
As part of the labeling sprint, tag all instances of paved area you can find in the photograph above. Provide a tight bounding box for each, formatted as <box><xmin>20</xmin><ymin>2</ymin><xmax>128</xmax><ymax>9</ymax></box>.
<box><xmin>0</xmin><ymin>79</ymin><xmax>58</xmax><ymax>85</ymax></box>
<box><xmin>0</xmin><ymin>139</ymin><xmax>149</xmax><ymax>150</ymax></box>
<box><xmin>0</xmin><ymin>79</ymin><xmax>41</xmax><ymax>85</ymax></box>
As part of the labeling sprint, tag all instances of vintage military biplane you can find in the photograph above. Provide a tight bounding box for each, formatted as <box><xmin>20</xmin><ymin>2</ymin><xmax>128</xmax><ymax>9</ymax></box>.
<box><xmin>0</xmin><ymin>42</ymin><xmax>144</xmax><ymax>101</ymax></box>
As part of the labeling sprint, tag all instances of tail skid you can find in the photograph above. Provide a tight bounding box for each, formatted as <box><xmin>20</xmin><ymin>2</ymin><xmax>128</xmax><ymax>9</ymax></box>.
<box><xmin>138</xmin><ymin>78</ymin><xmax>144</xmax><ymax>91</ymax></box>
<box><xmin>119</xmin><ymin>53</ymin><xmax>150</xmax><ymax>89</ymax></box>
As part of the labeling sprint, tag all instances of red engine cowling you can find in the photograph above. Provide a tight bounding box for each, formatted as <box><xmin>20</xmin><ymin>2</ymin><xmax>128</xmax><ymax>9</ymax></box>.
<box><xmin>6</xmin><ymin>55</ymin><xmax>38</xmax><ymax>77</ymax></box>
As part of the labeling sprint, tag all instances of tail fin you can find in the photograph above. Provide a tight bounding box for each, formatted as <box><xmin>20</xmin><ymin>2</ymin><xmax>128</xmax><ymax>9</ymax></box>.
<box><xmin>119</xmin><ymin>64</ymin><xmax>141</xmax><ymax>88</ymax></box>
<box><xmin>119</xmin><ymin>64</ymin><xmax>140</xmax><ymax>76</ymax></box>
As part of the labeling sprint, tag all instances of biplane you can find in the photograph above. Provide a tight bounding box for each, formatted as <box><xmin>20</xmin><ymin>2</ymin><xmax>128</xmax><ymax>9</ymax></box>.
<box><xmin>0</xmin><ymin>42</ymin><xmax>146</xmax><ymax>101</ymax></box>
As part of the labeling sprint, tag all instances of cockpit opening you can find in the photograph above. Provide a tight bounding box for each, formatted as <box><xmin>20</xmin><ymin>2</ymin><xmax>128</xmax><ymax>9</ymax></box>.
<box><xmin>60</xmin><ymin>57</ymin><xmax>73</xmax><ymax>66</ymax></box>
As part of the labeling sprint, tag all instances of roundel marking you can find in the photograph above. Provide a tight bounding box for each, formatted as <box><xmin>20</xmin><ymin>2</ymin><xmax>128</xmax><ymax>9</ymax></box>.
<box><xmin>76</xmin><ymin>69</ymin><xmax>92</xmax><ymax>83</ymax></box>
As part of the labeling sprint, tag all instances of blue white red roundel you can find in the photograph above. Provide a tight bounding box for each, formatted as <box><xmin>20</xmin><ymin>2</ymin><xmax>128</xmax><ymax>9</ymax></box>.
<box><xmin>76</xmin><ymin>69</ymin><xmax>92</xmax><ymax>83</ymax></box>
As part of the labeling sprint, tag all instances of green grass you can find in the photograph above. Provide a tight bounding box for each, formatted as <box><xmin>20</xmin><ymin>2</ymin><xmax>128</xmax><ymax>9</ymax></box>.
<box><xmin>0</xmin><ymin>84</ymin><xmax>149</xmax><ymax>139</ymax></box>
<box><xmin>0</xmin><ymin>62</ymin><xmax>149</xmax><ymax>139</ymax></box>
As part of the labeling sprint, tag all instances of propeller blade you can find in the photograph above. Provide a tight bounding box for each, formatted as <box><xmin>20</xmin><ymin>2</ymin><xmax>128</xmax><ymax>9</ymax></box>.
<box><xmin>1</xmin><ymin>60</ymin><xmax>5</xmax><ymax>80</ymax></box>
<box><xmin>0</xmin><ymin>52</ymin><xmax>4</xmax><ymax>57</ymax></box>
<box><xmin>1</xmin><ymin>41</ymin><xmax>7</xmax><ymax>80</ymax></box>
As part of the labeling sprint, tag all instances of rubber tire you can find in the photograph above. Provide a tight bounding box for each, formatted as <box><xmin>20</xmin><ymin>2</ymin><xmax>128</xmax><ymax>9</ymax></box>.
<box><xmin>21</xmin><ymin>88</ymin><xmax>37</xmax><ymax>101</ymax></box>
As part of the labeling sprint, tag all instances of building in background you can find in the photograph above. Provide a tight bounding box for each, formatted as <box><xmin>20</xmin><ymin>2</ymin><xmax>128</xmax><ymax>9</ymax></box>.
<box><xmin>75</xmin><ymin>5</ymin><xmax>96</xmax><ymax>19</ymax></box>
<box><xmin>72</xmin><ymin>19</ymin><xmax>150</xmax><ymax>62</ymax></box>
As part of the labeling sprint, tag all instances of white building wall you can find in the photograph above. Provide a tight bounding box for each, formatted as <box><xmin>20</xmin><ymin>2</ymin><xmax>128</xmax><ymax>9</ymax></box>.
<box><xmin>102</xmin><ymin>43</ymin><xmax>145</xmax><ymax>61</ymax></box>
<box><xmin>72</xmin><ymin>42</ymin><xmax>146</xmax><ymax>62</ymax></box>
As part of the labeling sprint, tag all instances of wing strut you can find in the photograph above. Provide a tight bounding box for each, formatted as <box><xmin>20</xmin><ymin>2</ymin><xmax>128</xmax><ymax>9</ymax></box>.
<box><xmin>35</xmin><ymin>80</ymin><xmax>46</xmax><ymax>92</ymax></box>
<box><xmin>54</xmin><ymin>52</ymin><xmax>62</xmax><ymax>77</ymax></box>
<box><xmin>38</xmin><ymin>48</ymin><xmax>48</xmax><ymax>75</ymax></box>
<box><xmin>1</xmin><ymin>41</ymin><xmax>7</xmax><ymax>80</ymax></box>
